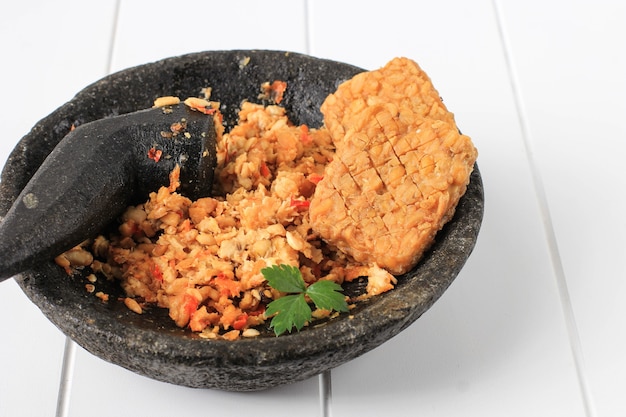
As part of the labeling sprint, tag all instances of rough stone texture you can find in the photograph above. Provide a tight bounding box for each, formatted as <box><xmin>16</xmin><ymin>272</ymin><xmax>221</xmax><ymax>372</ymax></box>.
<box><xmin>0</xmin><ymin>50</ymin><xmax>484</xmax><ymax>391</ymax></box>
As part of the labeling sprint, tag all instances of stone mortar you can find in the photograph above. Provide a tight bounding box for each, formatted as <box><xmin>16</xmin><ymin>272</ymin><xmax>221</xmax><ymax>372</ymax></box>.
<box><xmin>0</xmin><ymin>50</ymin><xmax>484</xmax><ymax>391</ymax></box>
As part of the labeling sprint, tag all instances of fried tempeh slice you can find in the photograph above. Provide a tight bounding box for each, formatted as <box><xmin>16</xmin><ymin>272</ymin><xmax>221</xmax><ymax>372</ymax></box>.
<box><xmin>321</xmin><ymin>57</ymin><xmax>456</xmax><ymax>142</ymax></box>
<box><xmin>309</xmin><ymin>57</ymin><xmax>478</xmax><ymax>275</ymax></box>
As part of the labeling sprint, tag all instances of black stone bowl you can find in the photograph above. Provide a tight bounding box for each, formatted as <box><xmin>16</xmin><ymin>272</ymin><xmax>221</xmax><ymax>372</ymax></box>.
<box><xmin>0</xmin><ymin>50</ymin><xmax>484</xmax><ymax>391</ymax></box>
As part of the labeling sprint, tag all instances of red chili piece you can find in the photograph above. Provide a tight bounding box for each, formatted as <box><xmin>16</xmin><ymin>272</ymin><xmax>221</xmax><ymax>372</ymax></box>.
<box><xmin>148</xmin><ymin>147</ymin><xmax>162</xmax><ymax>162</ymax></box>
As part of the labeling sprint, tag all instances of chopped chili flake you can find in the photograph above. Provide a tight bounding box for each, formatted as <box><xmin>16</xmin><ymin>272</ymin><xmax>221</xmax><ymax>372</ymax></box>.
<box><xmin>151</xmin><ymin>263</ymin><xmax>163</xmax><ymax>282</ymax></box>
<box><xmin>214</xmin><ymin>273</ymin><xmax>242</xmax><ymax>298</ymax></box>
<box><xmin>148</xmin><ymin>147</ymin><xmax>163</xmax><ymax>162</ymax></box>
<box><xmin>260</xmin><ymin>161</ymin><xmax>271</xmax><ymax>178</ymax></box>
<box><xmin>199</xmin><ymin>107</ymin><xmax>216</xmax><ymax>115</ymax></box>
<box><xmin>299</xmin><ymin>124</ymin><xmax>311</xmax><ymax>144</ymax></box>
<box><xmin>308</xmin><ymin>173</ymin><xmax>324</xmax><ymax>184</ymax></box>
<box><xmin>290</xmin><ymin>197</ymin><xmax>311</xmax><ymax>209</ymax></box>
<box><xmin>270</xmin><ymin>80</ymin><xmax>287</xmax><ymax>104</ymax></box>
<box><xmin>249</xmin><ymin>305</ymin><xmax>265</xmax><ymax>317</ymax></box>
<box><xmin>183</xmin><ymin>294</ymin><xmax>199</xmax><ymax>317</ymax></box>
<box><xmin>191</xmin><ymin>104</ymin><xmax>215</xmax><ymax>115</ymax></box>
<box><xmin>232</xmin><ymin>313</ymin><xmax>249</xmax><ymax>330</ymax></box>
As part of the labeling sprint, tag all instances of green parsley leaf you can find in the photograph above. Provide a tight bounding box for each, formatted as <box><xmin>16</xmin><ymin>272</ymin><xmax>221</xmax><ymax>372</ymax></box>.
<box><xmin>265</xmin><ymin>293</ymin><xmax>311</xmax><ymax>336</ymax></box>
<box><xmin>261</xmin><ymin>264</ymin><xmax>306</xmax><ymax>293</ymax></box>
<box><xmin>261</xmin><ymin>264</ymin><xmax>348</xmax><ymax>336</ymax></box>
<box><xmin>306</xmin><ymin>280</ymin><xmax>349</xmax><ymax>313</ymax></box>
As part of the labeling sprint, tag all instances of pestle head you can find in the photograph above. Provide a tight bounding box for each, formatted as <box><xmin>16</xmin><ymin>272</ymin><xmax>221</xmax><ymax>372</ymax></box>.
<box><xmin>0</xmin><ymin>103</ymin><xmax>217</xmax><ymax>281</ymax></box>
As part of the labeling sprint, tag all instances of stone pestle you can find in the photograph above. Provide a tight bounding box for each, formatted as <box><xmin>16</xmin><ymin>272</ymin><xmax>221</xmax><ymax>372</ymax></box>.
<box><xmin>0</xmin><ymin>103</ymin><xmax>217</xmax><ymax>281</ymax></box>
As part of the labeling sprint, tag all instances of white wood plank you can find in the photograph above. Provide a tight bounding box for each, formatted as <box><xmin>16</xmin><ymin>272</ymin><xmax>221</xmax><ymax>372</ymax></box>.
<box><xmin>0</xmin><ymin>280</ymin><xmax>65</xmax><ymax>417</ymax></box>
<box><xmin>308</xmin><ymin>0</ymin><xmax>586</xmax><ymax>415</ymax></box>
<box><xmin>108</xmin><ymin>0</ymin><xmax>310</xmax><ymax>72</ymax></box>
<box><xmin>0</xmin><ymin>1</ymin><xmax>119</xmax><ymax>417</ymax></box>
<box><xmin>498</xmin><ymin>1</ymin><xmax>626</xmax><ymax>415</ymax></box>
<box><xmin>64</xmin><ymin>2</ymin><xmax>322</xmax><ymax>416</ymax></box>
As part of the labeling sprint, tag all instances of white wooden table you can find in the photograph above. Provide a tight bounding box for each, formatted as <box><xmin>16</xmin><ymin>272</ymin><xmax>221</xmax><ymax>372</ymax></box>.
<box><xmin>1</xmin><ymin>1</ymin><xmax>624</xmax><ymax>416</ymax></box>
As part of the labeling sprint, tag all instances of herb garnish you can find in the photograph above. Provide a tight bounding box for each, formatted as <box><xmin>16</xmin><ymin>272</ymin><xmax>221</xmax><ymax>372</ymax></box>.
<box><xmin>261</xmin><ymin>264</ymin><xmax>349</xmax><ymax>336</ymax></box>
